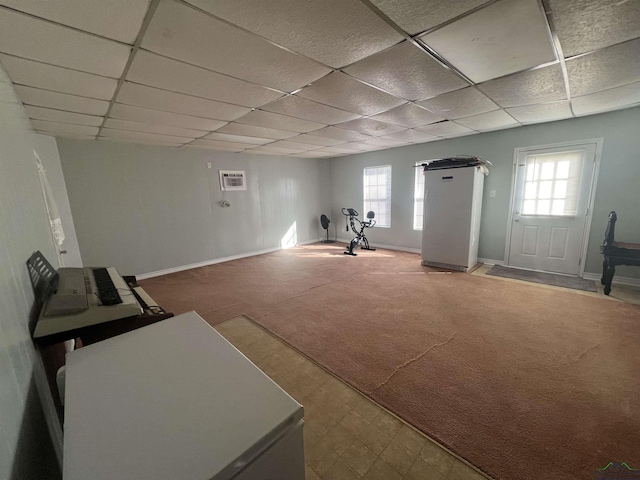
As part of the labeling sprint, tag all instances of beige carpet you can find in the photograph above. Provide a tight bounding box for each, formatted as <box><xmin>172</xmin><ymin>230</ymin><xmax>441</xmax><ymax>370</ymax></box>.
<box><xmin>140</xmin><ymin>244</ymin><xmax>640</xmax><ymax>480</ymax></box>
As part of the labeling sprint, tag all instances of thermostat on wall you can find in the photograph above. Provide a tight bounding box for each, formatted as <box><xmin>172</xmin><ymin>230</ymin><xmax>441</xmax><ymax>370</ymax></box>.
<box><xmin>219</xmin><ymin>170</ymin><xmax>246</xmax><ymax>191</ymax></box>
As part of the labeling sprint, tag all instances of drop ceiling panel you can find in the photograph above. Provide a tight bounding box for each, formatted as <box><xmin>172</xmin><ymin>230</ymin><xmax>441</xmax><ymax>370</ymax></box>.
<box><xmin>14</xmin><ymin>85</ymin><xmax>110</xmax><ymax>115</ymax></box>
<box><xmin>420</xmin><ymin>0</ymin><xmax>557</xmax><ymax>83</ymax></box>
<box><xmin>185</xmin><ymin>0</ymin><xmax>403</xmax><ymax>68</ymax></box>
<box><xmin>126</xmin><ymin>51</ymin><xmax>283</xmax><ymax>108</ymax></box>
<box><xmin>117</xmin><ymin>82</ymin><xmax>250</xmax><ymax>121</ymax></box>
<box><xmin>415</xmin><ymin>121</ymin><xmax>474</xmax><ymax>136</ymax></box>
<box><xmin>382</xmin><ymin>129</ymin><xmax>438</xmax><ymax>143</ymax></box>
<box><xmin>363</xmin><ymin>136</ymin><xmax>406</xmax><ymax>147</ymax></box>
<box><xmin>203</xmin><ymin>132</ymin><xmax>273</xmax><ymax>145</ymax></box>
<box><xmin>234</xmin><ymin>110</ymin><xmax>326</xmax><ymax>133</ymax></box>
<box><xmin>25</xmin><ymin>105</ymin><xmax>103</xmax><ymax>126</ymax></box>
<box><xmin>188</xmin><ymin>138</ymin><xmax>255</xmax><ymax>150</ymax></box>
<box><xmin>572</xmin><ymin>82</ymin><xmax>640</xmax><ymax>116</ymax></box>
<box><xmin>100</xmin><ymin>128</ymin><xmax>192</xmax><ymax>144</ymax></box>
<box><xmin>307</xmin><ymin>126</ymin><xmax>372</xmax><ymax>142</ymax></box>
<box><xmin>0</xmin><ymin>0</ymin><xmax>151</xmax><ymax>44</ymax></box>
<box><xmin>143</xmin><ymin>0</ymin><xmax>330</xmax><ymax>92</ymax></box>
<box><xmin>417</xmin><ymin>87</ymin><xmax>498</xmax><ymax>120</ymax></box>
<box><xmin>104</xmin><ymin>118</ymin><xmax>207</xmax><ymax>138</ymax></box>
<box><xmin>248</xmin><ymin>145</ymin><xmax>306</xmax><ymax>155</ymax></box>
<box><xmin>566</xmin><ymin>39</ymin><xmax>640</xmax><ymax>97</ymax></box>
<box><xmin>334</xmin><ymin>118</ymin><xmax>406</xmax><ymax>137</ymax></box>
<box><xmin>266</xmin><ymin>141</ymin><xmax>321</xmax><ymax>151</ymax></box>
<box><xmin>506</xmin><ymin>101</ymin><xmax>573</xmax><ymax>123</ymax></box>
<box><xmin>297</xmin><ymin>72</ymin><xmax>405</xmax><ymax>116</ymax></box>
<box><xmin>99</xmin><ymin>137</ymin><xmax>183</xmax><ymax>147</ymax></box>
<box><xmin>31</xmin><ymin>119</ymin><xmax>99</xmax><ymax>136</ymax></box>
<box><xmin>343</xmin><ymin>41</ymin><xmax>469</xmax><ymax>101</ymax></box>
<box><xmin>36</xmin><ymin>132</ymin><xmax>97</xmax><ymax>141</ymax></box>
<box><xmin>216</xmin><ymin>123</ymin><xmax>299</xmax><ymax>140</ymax></box>
<box><xmin>369</xmin><ymin>0</ymin><xmax>491</xmax><ymax>35</ymax></box>
<box><xmin>342</xmin><ymin>143</ymin><xmax>379</xmax><ymax>151</ymax></box>
<box><xmin>109</xmin><ymin>104</ymin><xmax>226</xmax><ymax>131</ymax></box>
<box><xmin>312</xmin><ymin>146</ymin><xmax>361</xmax><ymax>155</ymax></box>
<box><xmin>0</xmin><ymin>8</ymin><xmax>130</xmax><ymax>78</ymax></box>
<box><xmin>261</xmin><ymin>95</ymin><xmax>361</xmax><ymax>125</ymax></box>
<box><xmin>0</xmin><ymin>54</ymin><xmax>117</xmax><ymax>99</ymax></box>
<box><xmin>285</xmin><ymin>134</ymin><xmax>346</xmax><ymax>147</ymax></box>
<box><xmin>455</xmin><ymin>109</ymin><xmax>519</xmax><ymax>131</ymax></box>
<box><xmin>478</xmin><ymin>64</ymin><xmax>567</xmax><ymax>107</ymax></box>
<box><xmin>370</xmin><ymin>103</ymin><xmax>444</xmax><ymax>128</ymax></box>
<box><xmin>549</xmin><ymin>0</ymin><xmax>640</xmax><ymax>57</ymax></box>
<box><xmin>186</xmin><ymin>143</ymin><xmax>244</xmax><ymax>152</ymax></box>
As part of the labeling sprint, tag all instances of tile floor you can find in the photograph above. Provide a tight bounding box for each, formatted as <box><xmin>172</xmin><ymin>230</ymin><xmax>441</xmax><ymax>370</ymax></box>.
<box><xmin>214</xmin><ymin>315</ymin><xmax>490</xmax><ymax>480</ymax></box>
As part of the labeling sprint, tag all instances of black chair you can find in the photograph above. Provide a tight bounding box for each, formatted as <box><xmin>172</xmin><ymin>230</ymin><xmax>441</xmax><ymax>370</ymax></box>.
<box><xmin>320</xmin><ymin>214</ymin><xmax>335</xmax><ymax>243</ymax></box>
<box><xmin>601</xmin><ymin>211</ymin><xmax>640</xmax><ymax>294</ymax></box>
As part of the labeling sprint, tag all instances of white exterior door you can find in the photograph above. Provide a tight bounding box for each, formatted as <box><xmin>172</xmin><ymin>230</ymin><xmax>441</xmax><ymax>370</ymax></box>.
<box><xmin>507</xmin><ymin>142</ymin><xmax>598</xmax><ymax>275</ymax></box>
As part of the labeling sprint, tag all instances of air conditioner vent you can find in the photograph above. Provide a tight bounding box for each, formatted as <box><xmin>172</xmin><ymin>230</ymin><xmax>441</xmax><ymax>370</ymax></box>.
<box><xmin>219</xmin><ymin>170</ymin><xmax>246</xmax><ymax>191</ymax></box>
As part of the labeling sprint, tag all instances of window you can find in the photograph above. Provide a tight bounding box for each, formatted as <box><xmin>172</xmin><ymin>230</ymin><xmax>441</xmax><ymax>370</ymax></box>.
<box><xmin>522</xmin><ymin>150</ymin><xmax>584</xmax><ymax>216</ymax></box>
<box><xmin>363</xmin><ymin>165</ymin><xmax>391</xmax><ymax>227</ymax></box>
<box><xmin>413</xmin><ymin>163</ymin><xmax>425</xmax><ymax>230</ymax></box>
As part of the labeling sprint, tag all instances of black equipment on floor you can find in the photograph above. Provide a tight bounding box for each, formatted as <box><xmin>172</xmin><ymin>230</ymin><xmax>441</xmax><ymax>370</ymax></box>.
<box><xmin>341</xmin><ymin>208</ymin><xmax>376</xmax><ymax>256</ymax></box>
<box><xmin>320</xmin><ymin>214</ymin><xmax>335</xmax><ymax>243</ymax></box>
<box><xmin>601</xmin><ymin>211</ymin><xmax>640</xmax><ymax>295</ymax></box>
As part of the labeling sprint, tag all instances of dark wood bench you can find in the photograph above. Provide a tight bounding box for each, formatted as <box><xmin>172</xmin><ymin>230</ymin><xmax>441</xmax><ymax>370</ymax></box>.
<box><xmin>601</xmin><ymin>211</ymin><xmax>640</xmax><ymax>295</ymax></box>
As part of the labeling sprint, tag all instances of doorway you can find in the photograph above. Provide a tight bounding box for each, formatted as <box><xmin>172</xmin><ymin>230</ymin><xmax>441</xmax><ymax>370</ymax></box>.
<box><xmin>506</xmin><ymin>140</ymin><xmax>601</xmax><ymax>276</ymax></box>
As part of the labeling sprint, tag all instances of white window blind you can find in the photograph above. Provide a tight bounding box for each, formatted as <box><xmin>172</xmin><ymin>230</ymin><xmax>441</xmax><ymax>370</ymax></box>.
<box><xmin>413</xmin><ymin>163</ymin><xmax>425</xmax><ymax>230</ymax></box>
<box><xmin>363</xmin><ymin>165</ymin><xmax>391</xmax><ymax>227</ymax></box>
<box><xmin>523</xmin><ymin>150</ymin><xmax>584</xmax><ymax>216</ymax></box>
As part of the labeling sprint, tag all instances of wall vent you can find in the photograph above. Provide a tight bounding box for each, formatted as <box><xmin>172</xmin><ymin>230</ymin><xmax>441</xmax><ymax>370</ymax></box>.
<box><xmin>219</xmin><ymin>170</ymin><xmax>246</xmax><ymax>191</ymax></box>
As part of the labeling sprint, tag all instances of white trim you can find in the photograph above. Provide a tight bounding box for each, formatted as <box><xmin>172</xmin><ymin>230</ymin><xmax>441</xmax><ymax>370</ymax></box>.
<box><xmin>136</xmin><ymin>238</ymin><xmax>323</xmax><ymax>280</ymax></box>
<box><xmin>504</xmin><ymin>138</ymin><xmax>604</xmax><ymax>275</ymax></box>
<box><xmin>583</xmin><ymin>272</ymin><xmax>640</xmax><ymax>288</ymax></box>
<box><xmin>336</xmin><ymin>237</ymin><xmax>421</xmax><ymax>254</ymax></box>
<box><xmin>477</xmin><ymin>257</ymin><xmax>505</xmax><ymax>266</ymax></box>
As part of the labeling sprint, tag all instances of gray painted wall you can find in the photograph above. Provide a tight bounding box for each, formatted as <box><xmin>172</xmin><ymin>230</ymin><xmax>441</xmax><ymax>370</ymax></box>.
<box><xmin>329</xmin><ymin>106</ymin><xmax>640</xmax><ymax>279</ymax></box>
<box><xmin>57</xmin><ymin>139</ymin><xmax>331</xmax><ymax>276</ymax></box>
<box><xmin>0</xmin><ymin>67</ymin><xmax>61</xmax><ymax>478</ymax></box>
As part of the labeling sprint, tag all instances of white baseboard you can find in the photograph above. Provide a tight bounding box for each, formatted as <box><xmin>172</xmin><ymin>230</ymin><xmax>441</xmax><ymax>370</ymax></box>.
<box><xmin>136</xmin><ymin>237</ymin><xmax>323</xmax><ymax>280</ymax></box>
<box><xmin>477</xmin><ymin>258</ymin><xmax>505</xmax><ymax>266</ymax></box>
<box><xmin>582</xmin><ymin>272</ymin><xmax>640</xmax><ymax>288</ymax></box>
<box><xmin>335</xmin><ymin>237</ymin><xmax>421</xmax><ymax>254</ymax></box>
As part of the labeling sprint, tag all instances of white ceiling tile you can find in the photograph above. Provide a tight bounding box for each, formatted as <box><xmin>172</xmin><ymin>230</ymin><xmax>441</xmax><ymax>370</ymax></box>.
<box><xmin>266</xmin><ymin>141</ymin><xmax>321</xmax><ymax>151</ymax></box>
<box><xmin>261</xmin><ymin>95</ymin><xmax>361</xmax><ymax>125</ymax></box>
<box><xmin>506</xmin><ymin>101</ymin><xmax>573</xmax><ymax>124</ymax></box>
<box><xmin>247</xmin><ymin>145</ymin><xmax>305</xmax><ymax>154</ymax></box>
<box><xmin>241</xmin><ymin>149</ymin><xmax>283</xmax><ymax>157</ymax></box>
<box><xmin>25</xmin><ymin>105</ymin><xmax>102</xmax><ymax>126</ymax></box>
<box><xmin>297</xmin><ymin>72</ymin><xmax>406</xmax><ymax>116</ymax></box>
<box><xmin>99</xmin><ymin>137</ymin><xmax>183</xmax><ymax>147</ymax></box>
<box><xmin>0</xmin><ymin>54</ymin><xmax>117</xmax><ymax>99</ymax></box>
<box><xmin>369</xmin><ymin>0</ymin><xmax>491</xmax><ymax>35</ymax></box>
<box><xmin>343</xmin><ymin>41</ymin><xmax>469</xmax><ymax>101</ymax></box>
<box><xmin>363</xmin><ymin>137</ymin><xmax>406</xmax><ymax>147</ymax></box>
<box><xmin>311</xmin><ymin>147</ymin><xmax>359</xmax><ymax>155</ymax></box>
<box><xmin>188</xmin><ymin>138</ymin><xmax>255</xmax><ymax>150</ymax></box>
<box><xmin>203</xmin><ymin>132</ymin><xmax>273</xmax><ymax>145</ymax></box>
<box><xmin>415</xmin><ymin>121</ymin><xmax>474</xmax><ymax>136</ymax></box>
<box><xmin>14</xmin><ymin>85</ymin><xmax>109</xmax><ymax>115</ymax></box>
<box><xmin>36</xmin><ymin>131</ymin><xmax>96</xmax><ymax>141</ymax></box>
<box><xmin>566</xmin><ymin>38</ymin><xmax>640</xmax><ymax>97</ymax></box>
<box><xmin>185</xmin><ymin>0</ymin><xmax>403</xmax><ymax>68</ymax></box>
<box><xmin>0</xmin><ymin>7</ymin><xmax>130</xmax><ymax>78</ymax></box>
<box><xmin>333</xmin><ymin>118</ymin><xmax>406</xmax><ymax>137</ymax></box>
<box><xmin>30</xmin><ymin>119</ymin><xmax>99</xmax><ymax>136</ymax></box>
<box><xmin>185</xmin><ymin>143</ymin><xmax>244</xmax><ymax>152</ymax></box>
<box><xmin>455</xmin><ymin>109</ymin><xmax>519</xmax><ymax>131</ymax></box>
<box><xmin>126</xmin><ymin>51</ymin><xmax>283</xmax><ymax>108</ymax></box>
<box><xmin>143</xmin><ymin>0</ymin><xmax>330</xmax><ymax>92</ymax></box>
<box><xmin>478</xmin><ymin>64</ymin><xmax>566</xmax><ymax>107</ymax></box>
<box><xmin>369</xmin><ymin>103</ymin><xmax>444</xmax><ymax>128</ymax></box>
<box><xmin>100</xmin><ymin>128</ymin><xmax>192</xmax><ymax>144</ymax></box>
<box><xmin>417</xmin><ymin>87</ymin><xmax>498</xmax><ymax>119</ymax></box>
<box><xmin>291</xmin><ymin>151</ymin><xmax>334</xmax><ymax>158</ymax></box>
<box><xmin>572</xmin><ymin>82</ymin><xmax>640</xmax><ymax>116</ymax></box>
<box><xmin>549</xmin><ymin>0</ymin><xmax>640</xmax><ymax>57</ymax></box>
<box><xmin>234</xmin><ymin>110</ymin><xmax>325</xmax><ymax>133</ymax></box>
<box><xmin>216</xmin><ymin>123</ymin><xmax>298</xmax><ymax>140</ymax></box>
<box><xmin>117</xmin><ymin>82</ymin><xmax>250</xmax><ymax>121</ymax></box>
<box><xmin>110</xmin><ymin>103</ymin><xmax>226</xmax><ymax>131</ymax></box>
<box><xmin>382</xmin><ymin>129</ymin><xmax>438</xmax><ymax>143</ymax></box>
<box><xmin>0</xmin><ymin>0</ymin><xmax>151</xmax><ymax>44</ymax></box>
<box><xmin>420</xmin><ymin>0</ymin><xmax>556</xmax><ymax>83</ymax></box>
<box><xmin>306</xmin><ymin>126</ymin><xmax>372</xmax><ymax>142</ymax></box>
<box><xmin>104</xmin><ymin>118</ymin><xmax>207</xmax><ymax>138</ymax></box>
<box><xmin>342</xmin><ymin>143</ymin><xmax>380</xmax><ymax>151</ymax></box>
<box><xmin>284</xmin><ymin>134</ymin><xmax>346</xmax><ymax>147</ymax></box>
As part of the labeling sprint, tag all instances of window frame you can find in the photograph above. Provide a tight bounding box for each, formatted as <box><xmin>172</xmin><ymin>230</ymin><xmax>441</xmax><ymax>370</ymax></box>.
<box><xmin>363</xmin><ymin>165</ymin><xmax>392</xmax><ymax>228</ymax></box>
<box><xmin>413</xmin><ymin>163</ymin><xmax>425</xmax><ymax>230</ymax></box>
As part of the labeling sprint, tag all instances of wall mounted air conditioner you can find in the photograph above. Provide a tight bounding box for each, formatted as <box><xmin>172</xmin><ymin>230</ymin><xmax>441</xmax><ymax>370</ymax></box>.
<box><xmin>219</xmin><ymin>170</ymin><xmax>246</xmax><ymax>191</ymax></box>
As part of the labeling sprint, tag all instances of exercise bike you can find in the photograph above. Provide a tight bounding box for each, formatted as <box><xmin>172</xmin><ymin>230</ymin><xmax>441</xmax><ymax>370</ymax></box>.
<box><xmin>341</xmin><ymin>208</ymin><xmax>376</xmax><ymax>256</ymax></box>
